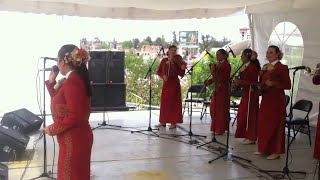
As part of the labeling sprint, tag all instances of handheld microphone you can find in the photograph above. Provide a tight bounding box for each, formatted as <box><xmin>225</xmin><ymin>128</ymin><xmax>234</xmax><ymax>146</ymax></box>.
<box><xmin>41</xmin><ymin>57</ymin><xmax>57</xmax><ymax>61</ymax></box>
<box><xmin>205</xmin><ymin>49</ymin><xmax>213</xmax><ymax>58</ymax></box>
<box><xmin>39</xmin><ymin>65</ymin><xmax>59</xmax><ymax>72</ymax></box>
<box><xmin>288</xmin><ymin>66</ymin><xmax>306</xmax><ymax>70</ymax></box>
<box><xmin>228</xmin><ymin>47</ymin><xmax>236</xmax><ymax>58</ymax></box>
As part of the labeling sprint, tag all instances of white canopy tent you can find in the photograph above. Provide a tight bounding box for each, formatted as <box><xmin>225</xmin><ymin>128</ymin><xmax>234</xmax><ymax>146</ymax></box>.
<box><xmin>0</xmin><ymin>0</ymin><xmax>319</xmax><ymax>125</ymax></box>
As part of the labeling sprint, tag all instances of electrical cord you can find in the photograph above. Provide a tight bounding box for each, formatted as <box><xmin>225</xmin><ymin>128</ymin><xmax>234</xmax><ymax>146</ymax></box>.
<box><xmin>20</xmin><ymin>133</ymin><xmax>44</xmax><ymax>180</ymax></box>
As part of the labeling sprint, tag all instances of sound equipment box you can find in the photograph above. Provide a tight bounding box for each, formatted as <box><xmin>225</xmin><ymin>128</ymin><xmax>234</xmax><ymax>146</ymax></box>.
<box><xmin>0</xmin><ymin>126</ymin><xmax>29</xmax><ymax>162</ymax></box>
<box><xmin>1</xmin><ymin>108</ymin><xmax>43</xmax><ymax>134</ymax></box>
<box><xmin>0</xmin><ymin>162</ymin><xmax>8</xmax><ymax>180</ymax></box>
<box><xmin>91</xmin><ymin>83</ymin><xmax>126</xmax><ymax>108</ymax></box>
<box><xmin>89</xmin><ymin>51</ymin><xmax>125</xmax><ymax>84</ymax></box>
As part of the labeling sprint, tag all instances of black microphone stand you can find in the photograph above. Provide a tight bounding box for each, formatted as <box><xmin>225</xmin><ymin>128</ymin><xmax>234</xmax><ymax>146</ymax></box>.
<box><xmin>131</xmin><ymin>46</ymin><xmax>165</xmax><ymax>136</ymax></box>
<box><xmin>171</xmin><ymin>52</ymin><xmax>208</xmax><ymax>144</ymax></box>
<box><xmin>30</xmin><ymin>58</ymin><xmax>56</xmax><ymax>180</ymax></box>
<box><xmin>260</xmin><ymin>69</ymin><xmax>306</xmax><ymax>179</ymax></box>
<box><xmin>197</xmin><ymin>59</ymin><xmax>251</xmax><ymax>164</ymax></box>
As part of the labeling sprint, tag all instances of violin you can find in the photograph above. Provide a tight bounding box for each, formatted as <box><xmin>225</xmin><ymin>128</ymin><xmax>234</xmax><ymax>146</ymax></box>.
<box><xmin>172</xmin><ymin>54</ymin><xmax>187</xmax><ymax>69</ymax></box>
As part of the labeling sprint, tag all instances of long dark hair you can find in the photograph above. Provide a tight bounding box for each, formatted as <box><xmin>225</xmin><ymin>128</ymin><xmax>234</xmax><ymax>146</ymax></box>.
<box><xmin>243</xmin><ymin>48</ymin><xmax>261</xmax><ymax>71</ymax></box>
<box><xmin>217</xmin><ymin>49</ymin><xmax>228</xmax><ymax>60</ymax></box>
<box><xmin>58</xmin><ymin>44</ymin><xmax>92</xmax><ymax>97</ymax></box>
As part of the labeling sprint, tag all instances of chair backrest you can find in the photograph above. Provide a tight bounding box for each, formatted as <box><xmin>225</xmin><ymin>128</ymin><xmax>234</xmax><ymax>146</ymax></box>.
<box><xmin>230</xmin><ymin>89</ymin><xmax>243</xmax><ymax>98</ymax></box>
<box><xmin>187</xmin><ymin>84</ymin><xmax>206</xmax><ymax>100</ymax></box>
<box><xmin>285</xmin><ymin>95</ymin><xmax>290</xmax><ymax>107</ymax></box>
<box><xmin>292</xmin><ymin>100</ymin><xmax>313</xmax><ymax>113</ymax></box>
<box><xmin>188</xmin><ymin>84</ymin><xmax>206</xmax><ymax>93</ymax></box>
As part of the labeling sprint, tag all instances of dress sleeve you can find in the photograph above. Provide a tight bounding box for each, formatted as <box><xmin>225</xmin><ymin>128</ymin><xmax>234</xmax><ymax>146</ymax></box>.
<box><xmin>157</xmin><ymin>58</ymin><xmax>165</xmax><ymax>78</ymax></box>
<box><xmin>178</xmin><ymin>65</ymin><xmax>185</xmax><ymax>77</ymax></box>
<box><xmin>313</xmin><ymin>75</ymin><xmax>320</xmax><ymax>85</ymax></box>
<box><xmin>273</xmin><ymin>65</ymin><xmax>291</xmax><ymax>90</ymax></box>
<box><xmin>47</xmin><ymin>81</ymin><xmax>85</xmax><ymax>136</ymax></box>
<box><xmin>45</xmin><ymin>80</ymin><xmax>56</xmax><ymax>98</ymax></box>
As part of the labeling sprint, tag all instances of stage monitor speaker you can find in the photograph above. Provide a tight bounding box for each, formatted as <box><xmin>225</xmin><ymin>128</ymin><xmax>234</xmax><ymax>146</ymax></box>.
<box><xmin>0</xmin><ymin>163</ymin><xmax>8</xmax><ymax>180</ymax></box>
<box><xmin>1</xmin><ymin>109</ymin><xmax>43</xmax><ymax>135</ymax></box>
<box><xmin>108</xmin><ymin>51</ymin><xmax>125</xmax><ymax>83</ymax></box>
<box><xmin>89</xmin><ymin>51</ymin><xmax>125</xmax><ymax>84</ymax></box>
<box><xmin>91</xmin><ymin>83</ymin><xmax>126</xmax><ymax>108</ymax></box>
<box><xmin>0</xmin><ymin>126</ymin><xmax>30</xmax><ymax>162</ymax></box>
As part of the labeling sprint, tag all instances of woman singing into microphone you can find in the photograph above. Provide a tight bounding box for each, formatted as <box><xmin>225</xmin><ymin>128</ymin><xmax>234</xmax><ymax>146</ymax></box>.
<box><xmin>155</xmin><ymin>45</ymin><xmax>186</xmax><ymax>129</ymax></box>
<box><xmin>256</xmin><ymin>45</ymin><xmax>291</xmax><ymax>160</ymax></box>
<box><xmin>234</xmin><ymin>49</ymin><xmax>260</xmax><ymax>145</ymax></box>
<box><xmin>205</xmin><ymin>49</ymin><xmax>231</xmax><ymax>135</ymax></box>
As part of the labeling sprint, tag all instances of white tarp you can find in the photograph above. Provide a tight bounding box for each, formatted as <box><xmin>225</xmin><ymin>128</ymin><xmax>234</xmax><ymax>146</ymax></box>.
<box><xmin>0</xmin><ymin>0</ymin><xmax>320</xmax><ymax>19</ymax></box>
<box><xmin>250</xmin><ymin>9</ymin><xmax>320</xmax><ymax>126</ymax></box>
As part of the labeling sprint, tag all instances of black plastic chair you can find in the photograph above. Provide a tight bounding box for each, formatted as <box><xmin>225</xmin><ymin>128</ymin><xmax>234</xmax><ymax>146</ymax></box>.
<box><xmin>286</xmin><ymin>99</ymin><xmax>313</xmax><ymax>146</ymax></box>
<box><xmin>182</xmin><ymin>84</ymin><xmax>206</xmax><ymax>116</ymax></box>
<box><xmin>285</xmin><ymin>95</ymin><xmax>290</xmax><ymax>117</ymax></box>
<box><xmin>200</xmin><ymin>100</ymin><xmax>211</xmax><ymax>120</ymax></box>
<box><xmin>230</xmin><ymin>89</ymin><xmax>243</xmax><ymax>126</ymax></box>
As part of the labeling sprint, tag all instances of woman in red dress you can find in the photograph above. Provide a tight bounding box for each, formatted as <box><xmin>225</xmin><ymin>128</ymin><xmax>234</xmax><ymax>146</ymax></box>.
<box><xmin>256</xmin><ymin>45</ymin><xmax>291</xmax><ymax>160</ymax></box>
<box><xmin>313</xmin><ymin>63</ymin><xmax>320</xmax><ymax>160</ymax></box>
<box><xmin>155</xmin><ymin>45</ymin><xmax>186</xmax><ymax>129</ymax></box>
<box><xmin>41</xmin><ymin>44</ymin><xmax>93</xmax><ymax>180</ymax></box>
<box><xmin>234</xmin><ymin>49</ymin><xmax>260</xmax><ymax>145</ymax></box>
<box><xmin>205</xmin><ymin>49</ymin><xmax>231</xmax><ymax>135</ymax></box>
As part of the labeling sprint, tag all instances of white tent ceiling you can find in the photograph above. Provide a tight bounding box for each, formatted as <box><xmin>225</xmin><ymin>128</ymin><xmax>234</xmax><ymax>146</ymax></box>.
<box><xmin>0</xmin><ymin>0</ymin><xmax>320</xmax><ymax>19</ymax></box>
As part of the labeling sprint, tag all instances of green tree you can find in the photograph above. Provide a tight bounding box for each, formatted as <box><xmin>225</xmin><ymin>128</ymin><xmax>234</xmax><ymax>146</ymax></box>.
<box><xmin>138</xmin><ymin>40</ymin><xmax>150</xmax><ymax>49</ymax></box>
<box><xmin>199</xmin><ymin>35</ymin><xmax>215</xmax><ymax>52</ymax></box>
<box><xmin>154</xmin><ymin>37</ymin><xmax>162</xmax><ymax>46</ymax></box>
<box><xmin>172</xmin><ymin>31</ymin><xmax>179</xmax><ymax>46</ymax></box>
<box><xmin>122</xmin><ymin>40</ymin><xmax>134</xmax><ymax>49</ymax></box>
<box><xmin>145</xmin><ymin>36</ymin><xmax>153</xmax><ymax>44</ymax></box>
<box><xmin>133</xmin><ymin>38</ymin><xmax>140</xmax><ymax>49</ymax></box>
<box><xmin>95</xmin><ymin>42</ymin><xmax>110</xmax><ymax>49</ymax></box>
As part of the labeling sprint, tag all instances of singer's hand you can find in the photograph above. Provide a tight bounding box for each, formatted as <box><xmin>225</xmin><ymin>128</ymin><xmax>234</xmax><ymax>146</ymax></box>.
<box><xmin>163</xmin><ymin>75</ymin><xmax>168</xmax><ymax>82</ymax></box>
<box><xmin>49</xmin><ymin>69</ymin><xmax>59</xmax><ymax>83</ymax></box>
<box><xmin>234</xmin><ymin>78</ymin><xmax>241</xmax><ymax>85</ymax></box>
<box><xmin>265</xmin><ymin>79</ymin><xmax>275</xmax><ymax>87</ymax></box>
<box><xmin>181</xmin><ymin>64</ymin><xmax>186</xmax><ymax>70</ymax></box>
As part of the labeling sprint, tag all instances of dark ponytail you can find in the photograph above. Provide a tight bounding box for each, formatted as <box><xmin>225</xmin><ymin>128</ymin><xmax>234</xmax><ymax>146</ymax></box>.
<box><xmin>243</xmin><ymin>48</ymin><xmax>261</xmax><ymax>71</ymax></box>
<box><xmin>75</xmin><ymin>63</ymin><xmax>92</xmax><ymax>97</ymax></box>
<box><xmin>58</xmin><ymin>44</ymin><xmax>92</xmax><ymax>97</ymax></box>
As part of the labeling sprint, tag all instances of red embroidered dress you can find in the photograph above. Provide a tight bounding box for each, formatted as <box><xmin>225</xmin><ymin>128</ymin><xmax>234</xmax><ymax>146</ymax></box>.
<box><xmin>46</xmin><ymin>71</ymin><xmax>93</xmax><ymax>180</ymax></box>
<box><xmin>313</xmin><ymin>74</ymin><xmax>320</xmax><ymax>159</ymax></box>
<box><xmin>207</xmin><ymin>60</ymin><xmax>231</xmax><ymax>133</ymax></box>
<box><xmin>157</xmin><ymin>58</ymin><xmax>185</xmax><ymax>124</ymax></box>
<box><xmin>257</xmin><ymin>62</ymin><xmax>291</xmax><ymax>154</ymax></box>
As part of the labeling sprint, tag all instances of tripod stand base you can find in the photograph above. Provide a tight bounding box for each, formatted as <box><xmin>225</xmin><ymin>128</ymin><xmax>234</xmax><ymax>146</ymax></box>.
<box><xmin>260</xmin><ymin>167</ymin><xmax>306</xmax><ymax>179</ymax></box>
<box><xmin>91</xmin><ymin>120</ymin><xmax>122</xmax><ymax>131</ymax></box>
<box><xmin>30</xmin><ymin>171</ymin><xmax>56</xmax><ymax>180</ymax></box>
<box><xmin>171</xmin><ymin>131</ymin><xmax>206</xmax><ymax>144</ymax></box>
<box><xmin>131</xmin><ymin>126</ymin><xmax>160</xmax><ymax>137</ymax></box>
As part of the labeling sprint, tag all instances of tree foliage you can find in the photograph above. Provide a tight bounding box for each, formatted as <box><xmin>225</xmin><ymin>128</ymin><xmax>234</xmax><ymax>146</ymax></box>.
<box><xmin>132</xmin><ymin>38</ymin><xmax>140</xmax><ymax>49</ymax></box>
<box><xmin>138</xmin><ymin>40</ymin><xmax>150</xmax><ymax>49</ymax></box>
<box><xmin>199</xmin><ymin>35</ymin><xmax>215</xmax><ymax>52</ymax></box>
<box><xmin>122</xmin><ymin>40</ymin><xmax>134</xmax><ymax>49</ymax></box>
<box><xmin>144</xmin><ymin>36</ymin><xmax>153</xmax><ymax>44</ymax></box>
<box><xmin>95</xmin><ymin>42</ymin><xmax>110</xmax><ymax>49</ymax></box>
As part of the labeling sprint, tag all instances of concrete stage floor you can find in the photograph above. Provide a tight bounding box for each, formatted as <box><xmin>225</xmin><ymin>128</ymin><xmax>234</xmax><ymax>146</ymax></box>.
<box><xmin>4</xmin><ymin>110</ymin><xmax>319</xmax><ymax>180</ymax></box>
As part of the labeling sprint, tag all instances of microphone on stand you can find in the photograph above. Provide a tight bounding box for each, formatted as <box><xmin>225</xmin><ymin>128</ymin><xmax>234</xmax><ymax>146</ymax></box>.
<box><xmin>228</xmin><ymin>47</ymin><xmax>236</xmax><ymax>58</ymax></box>
<box><xmin>41</xmin><ymin>57</ymin><xmax>57</xmax><ymax>61</ymax></box>
<box><xmin>205</xmin><ymin>49</ymin><xmax>214</xmax><ymax>58</ymax></box>
<box><xmin>288</xmin><ymin>66</ymin><xmax>306</xmax><ymax>70</ymax></box>
<box><xmin>39</xmin><ymin>65</ymin><xmax>59</xmax><ymax>72</ymax></box>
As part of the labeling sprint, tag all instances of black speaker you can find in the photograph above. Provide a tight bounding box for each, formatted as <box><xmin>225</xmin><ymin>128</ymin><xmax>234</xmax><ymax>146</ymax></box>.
<box><xmin>0</xmin><ymin>126</ymin><xmax>29</xmax><ymax>162</ymax></box>
<box><xmin>108</xmin><ymin>51</ymin><xmax>125</xmax><ymax>83</ymax></box>
<box><xmin>89</xmin><ymin>51</ymin><xmax>125</xmax><ymax>83</ymax></box>
<box><xmin>89</xmin><ymin>51</ymin><xmax>108</xmax><ymax>83</ymax></box>
<box><xmin>91</xmin><ymin>83</ymin><xmax>126</xmax><ymax>108</ymax></box>
<box><xmin>0</xmin><ymin>163</ymin><xmax>8</xmax><ymax>180</ymax></box>
<box><xmin>1</xmin><ymin>109</ymin><xmax>43</xmax><ymax>134</ymax></box>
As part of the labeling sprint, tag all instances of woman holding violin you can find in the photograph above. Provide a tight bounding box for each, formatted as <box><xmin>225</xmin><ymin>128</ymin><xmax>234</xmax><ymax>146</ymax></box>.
<box><xmin>155</xmin><ymin>45</ymin><xmax>186</xmax><ymax>129</ymax></box>
<box><xmin>205</xmin><ymin>49</ymin><xmax>231</xmax><ymax>135</ymax></box>
<box><xmin>234</xmin><ymin>49</ymin><xmax>260</xmax><ymax>145</ymax></box>
<box><xmin>312</xmin><ymin>63</ymin><xmax>320</xmax><ymax>160</ymax></box>
<box><xmin>255</xmin><ymin>45</ymin><xmax>291</xmax><ymax>160</ymax></box>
